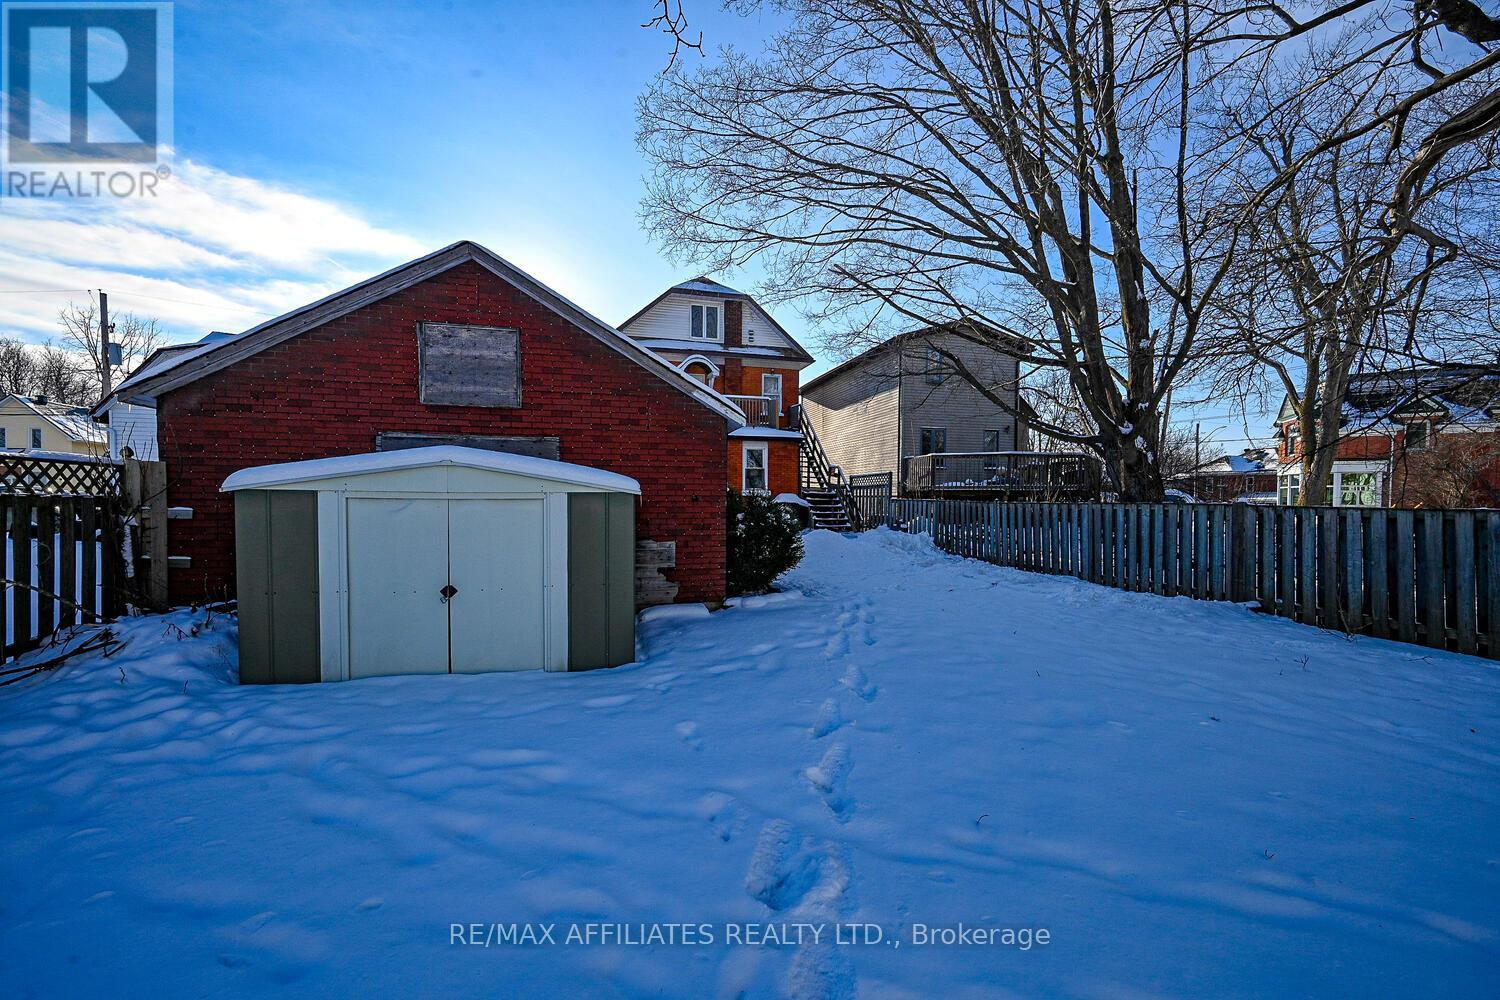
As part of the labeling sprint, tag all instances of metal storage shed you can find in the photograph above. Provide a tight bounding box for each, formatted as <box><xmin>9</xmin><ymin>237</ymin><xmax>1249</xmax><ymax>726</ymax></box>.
<box><xmin>222</xmin><ymin>446</ymin><xmax>638</xmax><ymax>683</ymax></box>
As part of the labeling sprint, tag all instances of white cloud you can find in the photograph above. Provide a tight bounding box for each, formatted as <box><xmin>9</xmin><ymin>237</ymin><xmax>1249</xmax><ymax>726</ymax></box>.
<box><xmin>0</xmin><ymin>154</ymin><xmax>430</xmax><ymax>344</ymax></box>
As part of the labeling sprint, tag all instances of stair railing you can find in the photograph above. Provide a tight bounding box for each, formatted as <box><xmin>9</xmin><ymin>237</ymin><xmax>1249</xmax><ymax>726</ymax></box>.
<box><xmin>788</xmin><ymin>404</ymin><xmax>862</xmax><ymax>530</ymax></box>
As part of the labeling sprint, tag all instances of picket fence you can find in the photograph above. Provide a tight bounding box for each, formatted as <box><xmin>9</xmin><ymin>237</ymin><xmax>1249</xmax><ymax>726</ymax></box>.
<box><xmin>888</xmin><ymin>498</ymin><xmax>1500</xmax><ymax>659</ymax></box>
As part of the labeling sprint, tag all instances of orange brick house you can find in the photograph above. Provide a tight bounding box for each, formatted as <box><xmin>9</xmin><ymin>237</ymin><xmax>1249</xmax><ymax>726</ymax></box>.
<box><xmin>1275</xmin><ymin>367</ymin><xmax>1500</xmax><ymax>508</ymax></box>
<box><xmin>619</xmin><ymin>278</ymin><xmax>816</xmax><ymax>499</ymax></box>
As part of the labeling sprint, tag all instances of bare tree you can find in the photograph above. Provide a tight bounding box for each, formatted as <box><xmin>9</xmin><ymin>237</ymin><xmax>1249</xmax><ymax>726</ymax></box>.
<box><xmin>0</xmin><ymin>338</ymin><xmax>37</xmax><ymax>397</ymax></box>
<box><xmin>639</xmin><ymin>0</ymin><xmax>1251</xmax><ymax>500</ymax></box>
<box><xmin>644</xmin><ymin>0</ymin><xmax>704</xmax><ymax>70</ymax></box>
<box><xmin>1186</xmin><ymin>1</ymin><xmax>1500</xmax><ymax>248</ymax></box>
<box><xmin>1196</xmin><ymin>40</ymin><xmax>1500</xmax><ymax>505</ymax></box>
<box><xmin>29</xmin><ymin>343</ymin><xmax>95</xmax><ymax>406</ymax></box>
<box><xmin>1390</xmin><ymin>429</ymin><xmax>1500</xmax><ymax>506</ymax></box>
<box><xmin>57</xmin><ymin>300</ymin><xmax>165</xmax><ymax>403</ymax></box>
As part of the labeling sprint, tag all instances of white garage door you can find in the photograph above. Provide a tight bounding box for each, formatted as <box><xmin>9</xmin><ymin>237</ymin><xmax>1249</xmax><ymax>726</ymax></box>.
<box><xmin>346</xmin><ymin>497</ymin><xmax>546</xmax><ymax>678</ymax></box>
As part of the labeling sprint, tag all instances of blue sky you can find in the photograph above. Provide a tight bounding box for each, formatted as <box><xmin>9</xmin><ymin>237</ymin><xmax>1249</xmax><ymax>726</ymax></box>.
<box><xmin>0</xmin><ymin>2</ymin><xmax>791</xmax><ymax>344</ymax></box>
<box><xmin>0</xmin><ymin>0</ymin><xmax>1269</xmax><ymax>452</ymax></box>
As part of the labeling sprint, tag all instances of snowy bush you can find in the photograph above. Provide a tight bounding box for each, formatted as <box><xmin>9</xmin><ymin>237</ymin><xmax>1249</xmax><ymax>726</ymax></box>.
<box><xmin>726</xmin><ymin>487</ymin><xmax>804</xmax><ymax>595</ymax></box>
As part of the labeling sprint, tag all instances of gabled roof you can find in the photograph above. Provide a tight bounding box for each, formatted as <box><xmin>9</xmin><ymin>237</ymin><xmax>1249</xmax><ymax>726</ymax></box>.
<box><xmin>1275</xmin><ymin>366</ymin><xmax>1500</xmax><ymax>433</ymax></box>
<box><xmin>221</xmin><ymin>445</ymin><xmax>641</xmax><ymax>494</ymax></box>
<box><xmin>618</xmin><ymin>275</ymin><xmax>816</xmax><ymax>364</ymax></box>
<box><xmin>112</xmin><ymin>241</ymin><xmax>745</xmax><ymax>426</ymax></box>
<box><xmin>1194</xmin><ymin>448</ymin><xmax>1276</xmax><ymax>476</ymax></box>
<box><xmin>673</xmin><ymin>276</ymin><xmax>743</xmax><ymax>296</ymax></box>
<box><xmin>2</xmin><ymin>395</ymin><xmax>107</xmax><ymax>444</ymax></box>
<box><xmin>802</xmin><ymin>319</ymin><xmax>1029</xmax><ymax>395</ymax></box>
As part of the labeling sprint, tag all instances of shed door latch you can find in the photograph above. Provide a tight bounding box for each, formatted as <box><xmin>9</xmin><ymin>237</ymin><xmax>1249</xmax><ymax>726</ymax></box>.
<box><xmin>439</xmin><ymin>584</ymin><xmax>458</xmax><ymax>603</ymax></box>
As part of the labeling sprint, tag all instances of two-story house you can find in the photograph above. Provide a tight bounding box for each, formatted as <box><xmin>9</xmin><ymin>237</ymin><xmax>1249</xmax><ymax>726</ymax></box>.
<box><xmin>1275</xmin><ymin>367</ymin><xmax>1500</xmax><ymax>507</ymax></box>
<box><xmin>0</xmin><ymin>394</ymin><xmax>107</xmax><ymax>456</ymax></box>
<box><xmin>619</xmin><ymin>277</ymin><xmax>816</xmax><ymax>498</ymax></box>
<box><xmin>799</xmin><ymin>323</ymin><xmax>1029</xmax><ymax>493</ymax></box>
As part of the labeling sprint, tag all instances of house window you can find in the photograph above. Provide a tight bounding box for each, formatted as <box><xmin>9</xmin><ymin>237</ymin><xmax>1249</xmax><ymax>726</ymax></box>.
<box><xmin>1336</xmin><ymin>471</ymin><xmax>1381</xmax><ymax>507</ymax></box>
<box><xmin>982</xmin><ymin>429</ymin><xmax>1001</xmax><ymax>473</ymax></box>
<box><xmin>1279</xmin><ymin>473</ymin><xmax>1300</xmax><ymax>506</ymax></box>
<box><xmin>761</xmin><ymin>373</ymin><xmax>783</xmax><ymax>412</ymax></box>
<box><xmin>30</xmin><ymin>428</ymin><xmax>43</xmax><ymax>449</ymax></box>
<box><xmin>742</xmin><ymin>442</ymin><xmax>768</xmax><ymax>492</ymax></box>
<box><xmin>1404</xmin><ymin>420</ymin><xmax>1430</xmax><ymax>451</ymax></box>
<box><xmin>417</xmin><ymin>323</ymin><xmax>521</xmax><ymax>407</ymax></box>
<box><xmin>924</xmin><ymin>347</ymin><xmax>946</xmax><ymax>384</ymax></box>
<box><xmin>0</xmin><ymin>428</ymin><xmax>6</xmax><ymax>448</ymax></box>
<box><xmin>919</xmin><ymin>427</ymin><xmax>947</xmax><ymax>456</ymax></box>
<box><xmin>685</xmin><ymin>362</ymin><xmax>714</xmax><ymax>386</ymax></box>
<box><xmin>690</xmin><ymin>304</ymin><xmax>720</xmax><ymax>340</ymax></box>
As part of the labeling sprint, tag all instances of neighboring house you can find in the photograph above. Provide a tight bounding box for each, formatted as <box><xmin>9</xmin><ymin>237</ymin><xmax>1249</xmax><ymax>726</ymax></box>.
<box><xmin>1175</xmin><ymin>448</ymin><xmax>1278</xmax><ymax>503</ymax></box>
<box><xmin>1274</xmin><ymin>366</ymin><xmax>1500</xmax><ymax>507</ymax></box>
<box><xmin>0</xmin><ymin>394</ymin><xmax>107</xmax><ymax>457</ymax></box>
<box><xmin>799</xmin><ymin>323</ymin><xmax>1028</xmax><ymax>491</ymax></box>
<box><xmin>92</xmin><ymin>332</ymin><xmax>239</xmax><ymax>460</ymax></box>
<box><xmin>618</xmin><ymin>276</ymin><xmax>816</xmax><ymax>498</ymax></box>
<box><xmin>105</xmin><ymin>241</ymin><xmax>745</xmax><ymax>606</ymax></box>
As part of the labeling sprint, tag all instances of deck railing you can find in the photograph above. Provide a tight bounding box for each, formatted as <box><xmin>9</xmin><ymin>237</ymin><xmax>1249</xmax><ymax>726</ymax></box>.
<box><xmin>903</xmin><ymin>452</ymin><xmax>1101</xmax><ymax>500</ymax></box>
<box><xmin>725</xmin><ymin>394</ymin><xmax>779</xmax><ymax>428</ymax></box>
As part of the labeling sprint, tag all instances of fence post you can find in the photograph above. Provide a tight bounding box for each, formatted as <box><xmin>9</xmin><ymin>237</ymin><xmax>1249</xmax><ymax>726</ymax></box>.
<box><xmin>1231</xmin><ymin>504</ymin><xmax>1256</xmax><ymax>603</ymax></box>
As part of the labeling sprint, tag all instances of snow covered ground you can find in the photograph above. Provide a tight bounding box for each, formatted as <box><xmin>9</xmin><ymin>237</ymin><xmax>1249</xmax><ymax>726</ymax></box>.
<box><xmin>2</xmin><ymin>529</ymin><xmax>1497</xmax><ymax>998</ymax></box>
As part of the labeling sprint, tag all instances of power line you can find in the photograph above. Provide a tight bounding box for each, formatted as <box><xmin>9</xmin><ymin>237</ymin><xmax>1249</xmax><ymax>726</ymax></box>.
<box><xmin>0</xmin><ymin>286</ymin><xmax>92</xmax><ymax>295</ymax></box>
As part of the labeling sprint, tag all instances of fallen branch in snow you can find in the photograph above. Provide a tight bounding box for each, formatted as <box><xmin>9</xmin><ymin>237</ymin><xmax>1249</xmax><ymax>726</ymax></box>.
<box><xmin>0</xmin><ymin>628</ymin><xmax>120</xmax><ymax>688</ymax></box>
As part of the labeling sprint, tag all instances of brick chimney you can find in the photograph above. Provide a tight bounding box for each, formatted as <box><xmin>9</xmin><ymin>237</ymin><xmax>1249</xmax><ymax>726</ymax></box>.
<box><xmin>723</xmin><ymin>300</ymin><xmax>743</xmax><ymax>348</ymax></box>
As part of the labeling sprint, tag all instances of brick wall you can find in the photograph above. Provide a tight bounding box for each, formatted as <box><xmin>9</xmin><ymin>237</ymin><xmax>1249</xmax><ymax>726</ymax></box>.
<box><xmin>158</xmin><ymin>261</ymin><xmax>728</xmax><ymax>604</ymax></box>
<box><xmin>729</xmin><ymin>438</ymin><xmax>800</xmax><ymax>496</ymax></box>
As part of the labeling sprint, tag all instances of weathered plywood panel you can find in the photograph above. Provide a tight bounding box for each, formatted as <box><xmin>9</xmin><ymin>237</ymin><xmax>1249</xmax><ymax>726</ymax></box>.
<box><xmin>417</xmin><ymin>322</ymin><xmax>521</xmax><ymax>407</ymax></box>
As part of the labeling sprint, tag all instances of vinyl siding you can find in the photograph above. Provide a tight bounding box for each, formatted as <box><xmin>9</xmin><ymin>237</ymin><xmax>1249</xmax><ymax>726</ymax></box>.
<box><xmin>622</xmin><ymin>292</ymin><xmax>801</xmax><ymax>353</ymax></box>
<box><xmin>801</xmin><ymin>359</ymin><xmax>902</xmax><ymax>480</ymax></box>
<box><xmin>105</xmin><ymin>401</ymin><xmax>159</xmax><ymax>460</ymax></box>
<box><xmin>897</xmin><ymin>332</ymin><xmax>1022</xmax><ymax>462</ymax></box>
<box><xmin>801</xmin><ymin>330</ymin><xmax>1024</xmax><ymax>484</ymax></box>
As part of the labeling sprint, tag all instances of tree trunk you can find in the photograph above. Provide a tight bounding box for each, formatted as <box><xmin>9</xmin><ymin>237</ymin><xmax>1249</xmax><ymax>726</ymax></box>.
<box><xmin>1100</xmin><ymin>421</ymin><xmax>1166</xmax><ymax>502</ymax></box>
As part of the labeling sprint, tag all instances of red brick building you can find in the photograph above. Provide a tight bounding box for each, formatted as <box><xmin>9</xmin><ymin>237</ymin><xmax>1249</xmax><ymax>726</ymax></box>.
<box><xmin>108</xmin><ymin>242</ymin><xmax>745</xmax><ymax>605</ymax></box>
<box><xmin>618</xmin><ymin>277</ymin><xmax>816</xmax><ymax>500</ymax></box>
<box><xmin>1275</xmin><ymin>368</ymin><xmax>1500</xmax><ymax>508</ymax></box>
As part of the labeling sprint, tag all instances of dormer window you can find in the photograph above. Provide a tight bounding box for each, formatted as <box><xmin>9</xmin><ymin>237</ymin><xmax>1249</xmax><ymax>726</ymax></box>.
<box><xmin>690</xmin><ymin>303</ymin><xmax>720</xmax><ymax>340</ymax></box>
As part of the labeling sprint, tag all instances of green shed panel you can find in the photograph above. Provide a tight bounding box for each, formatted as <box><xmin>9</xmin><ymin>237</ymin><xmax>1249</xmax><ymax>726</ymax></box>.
<box><xmin>567</xmin><ymin>492</ymin><xmax>636</xmax><ymax>670</ymax></box>
<box><xmin>234</xmin><ymin>490</ymin><xmax>321</xmax><ymax>684</ymax></box>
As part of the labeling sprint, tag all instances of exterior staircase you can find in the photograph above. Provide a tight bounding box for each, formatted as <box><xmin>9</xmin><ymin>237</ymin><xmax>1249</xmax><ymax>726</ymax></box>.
<box><xmin>788</xmin><ymin>404</ymin><xmax>861</xmax><ymax>532</ymax></box>
<box><xmin>802</xmin><ymin>489</ymin><xmax>855</xmax><ymax>531</ymax></box>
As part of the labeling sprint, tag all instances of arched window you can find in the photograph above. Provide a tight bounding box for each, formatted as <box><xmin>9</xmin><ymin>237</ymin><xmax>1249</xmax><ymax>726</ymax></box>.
<box><xmin>677</xmin><ymin>355</ymin><xmax>720</xmax><ymax>388</ymax></box>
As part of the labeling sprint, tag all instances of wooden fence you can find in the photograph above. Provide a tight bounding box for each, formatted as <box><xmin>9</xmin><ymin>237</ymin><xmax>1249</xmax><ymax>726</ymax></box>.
<box><xmin>848</xmin><ymin>473</ymin><xmax>892</xmax><ymax>530</ymax></box>
<box><xmin>890</xmin><ymin>499</ymin><xmax>1500</xmax><ymax>659</ymax></box>
<box><xmin>2</xmin><ymin>492</ymin><xmax>125</xmax><ymax>662</ymax></box>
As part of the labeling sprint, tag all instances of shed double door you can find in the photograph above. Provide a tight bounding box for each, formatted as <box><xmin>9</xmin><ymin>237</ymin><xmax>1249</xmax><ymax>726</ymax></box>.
<box><xmin>346</xmin><ymin>497</ymin><xmax>546</xmax><ymax>677</ymax></box>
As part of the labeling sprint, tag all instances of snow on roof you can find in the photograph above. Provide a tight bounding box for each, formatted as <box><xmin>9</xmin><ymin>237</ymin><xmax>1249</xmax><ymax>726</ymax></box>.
<box><xmin>101</xmin><ymin>331</ymin><xmax>243</xmax><ymax>412</ymax></box>
<box><xmin>729</xmin><ymin>427</ymin><xmax>804</xmax><ymax>440</ymax></box>
<box><xmin>672</xmin><ymin>276</ymin><xmax>744</xmax><ymax>296</ymax></box>
<box><xmin>221</xmin><ymin>446</ymin><xmax>641</xmax><ymax>494</ymax></box>
<box><xmin>4</xmin><ymin>395</ymin><xmax>107</xmax><ymax>443</ymax></box>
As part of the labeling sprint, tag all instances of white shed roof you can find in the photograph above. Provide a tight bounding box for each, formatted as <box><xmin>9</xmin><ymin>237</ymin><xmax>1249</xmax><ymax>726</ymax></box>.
<box><xmin>221</xmin><ymin>446</ymin><xmax>641</xmax><ymax>494</ymax></box>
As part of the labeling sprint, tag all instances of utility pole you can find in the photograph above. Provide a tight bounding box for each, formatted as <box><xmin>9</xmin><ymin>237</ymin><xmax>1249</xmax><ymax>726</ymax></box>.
<box><xmin>98</xmin><ymin>289</ymin><xmax>112</xmax><ymax>400</ymax></box>
<box><xmin>1194</xmin><ymin>422</ymin><xmax>1201</xmax><ymax>499</ymax></box>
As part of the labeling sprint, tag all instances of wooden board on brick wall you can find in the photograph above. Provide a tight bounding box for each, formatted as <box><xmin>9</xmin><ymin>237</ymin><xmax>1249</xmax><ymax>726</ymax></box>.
<box><xmin>636</xmin><ymin>540</ymin><xmax>679</xmax><ymax>607</ymax></box>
